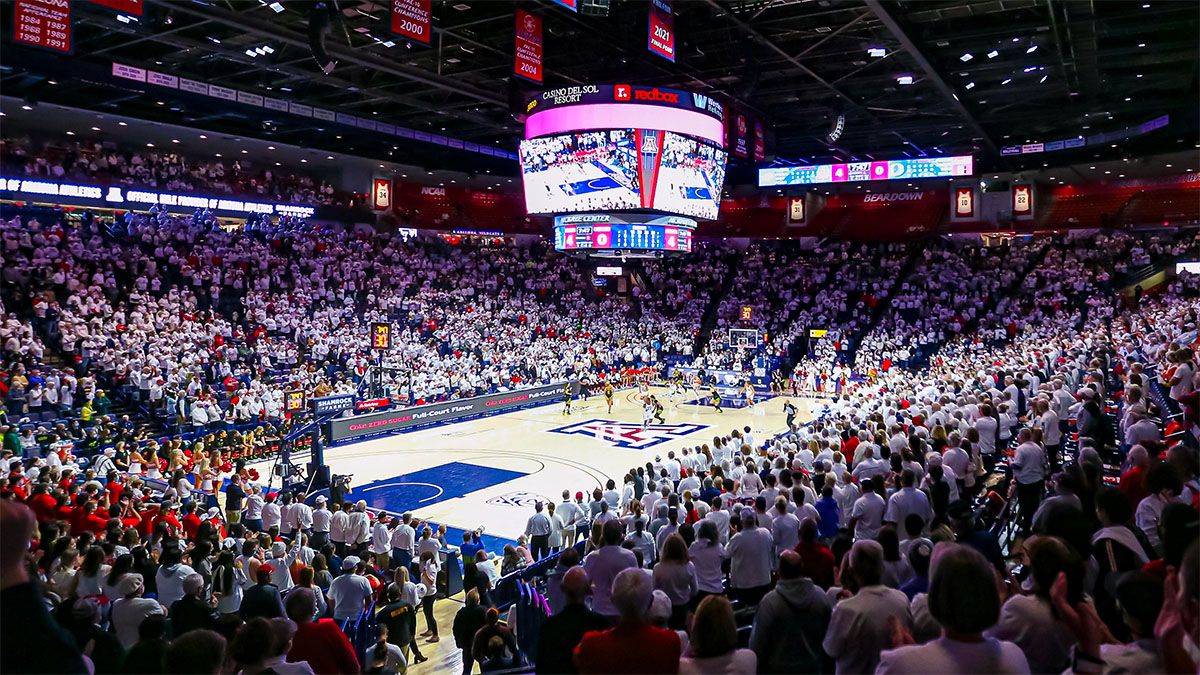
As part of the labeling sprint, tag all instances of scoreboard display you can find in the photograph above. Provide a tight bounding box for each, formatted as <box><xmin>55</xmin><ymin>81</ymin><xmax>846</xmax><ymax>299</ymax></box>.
<box><xmin>554</xmin><ymin>214</ymin><xmax>695</xmax><ymax>255</ymax></box>
<box><xmin>759</xmin><ymin>155</ymin><xmax>974</xmax><ymax>187</ymax></box>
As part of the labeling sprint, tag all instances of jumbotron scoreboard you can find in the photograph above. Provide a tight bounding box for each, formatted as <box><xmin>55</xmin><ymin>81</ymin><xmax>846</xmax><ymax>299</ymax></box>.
<box><xmin>519</xmin><ymin>83</ymin><xmax>727</xmax><ymax>258</ymax></box>
<box><xmin>554</xmin><ymin>213</ymin><xmax>694</xmax><ymax>256</ymax></box>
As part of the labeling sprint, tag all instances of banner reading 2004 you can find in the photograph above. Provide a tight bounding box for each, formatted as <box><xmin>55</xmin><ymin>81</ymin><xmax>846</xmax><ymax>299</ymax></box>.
<box><xmin>514</xmin><ymin>9</ymin><xmax>543</xmax><ymax>83</ymax></box>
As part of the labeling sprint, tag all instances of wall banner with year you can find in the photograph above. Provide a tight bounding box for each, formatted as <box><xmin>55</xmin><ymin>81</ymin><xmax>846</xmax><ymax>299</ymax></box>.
<box><xmin>514</xmin><ymin>9</ymin><xmax>543</xmax><ymax>83</ymax></box>
<box><xmin>13</xmin><ymin>0</ymin><xmax>72</xmax><ymax>54</ymax></box>
<box><xmin>390</xmin><ymin>0</ymin><xmax>431</xmax><ymax>45</ymax></box>
<box><xmin>647</xmin><ymin>0</ymin><xmax>675</xmax><ymax>62</ymax></box>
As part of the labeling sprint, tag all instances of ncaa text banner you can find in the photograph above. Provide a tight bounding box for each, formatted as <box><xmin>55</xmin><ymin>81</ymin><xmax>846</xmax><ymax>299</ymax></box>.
<box><xmin>514</xmin><ymin>9</ymin><xmax>543</xmax><ymax>84</ymax></box>
<box><xmin>13</xmin><ymin>0</ymin><xmax>71</xmax><ymax>54</ymax></box>
<box><xmin>390</xmin><ymin>0</ymin><xmax>431</xmax><ymax>45</ymax></box>
<box><xmin>328</xmin><ymin>382</ymin><xmax>566</xmax><ymax>443</ymax></box>
<box><xmin>647</xmin><ymin>0</ymin><xmax>675</xmax><ymax>62</ymax></box>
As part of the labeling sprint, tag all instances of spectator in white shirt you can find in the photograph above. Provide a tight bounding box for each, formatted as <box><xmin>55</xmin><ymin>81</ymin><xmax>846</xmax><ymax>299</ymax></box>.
<box><xmin>822</xmin><ymin>539</ymin><xmax>912</xmax><ymax>674</ymax></box>
<box><xmin>885</xmin><ymin>470</ymin><xmax>933</xmax><ymax>531</ymax></box>
<box><xmin>877</xmin><ymin>544</ymin><xmax>1029</xmax><ymax>674</ymax></box>
<box><xmin>726</xmin><ymin>510</ymin><xmax>774</xmax><ymax>605</ymax></box>
<box><xmin>1011</xmin><ymin>429</ymin><xmax>1047</xmax><ymax>533</ymax></box>
<box><xmin>850</xmin><ymin>475</ymin><xmax>887</xmax><ymax>541</ymax></box>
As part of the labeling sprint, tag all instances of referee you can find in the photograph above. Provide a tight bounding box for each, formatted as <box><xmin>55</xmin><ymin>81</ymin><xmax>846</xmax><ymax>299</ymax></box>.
<box><xmin>525</xmin><ymin>501</ymin><xmax>552</xmax><ymax>561</ymax></box>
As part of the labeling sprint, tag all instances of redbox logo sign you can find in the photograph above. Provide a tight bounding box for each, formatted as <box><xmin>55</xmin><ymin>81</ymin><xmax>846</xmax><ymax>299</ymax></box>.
<box><xmin>633</xmin><ymin>87</ymin><xmax>679</xmax><ymax>103</ymax></box>
<box><xmin>614</xmin><ymin>84</ymin><xmax>632</xmax><ymax>101</ymax></box>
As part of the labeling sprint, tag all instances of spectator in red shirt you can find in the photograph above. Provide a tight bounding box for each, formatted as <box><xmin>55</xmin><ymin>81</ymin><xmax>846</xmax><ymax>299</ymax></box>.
<box><xmin>80</xmin><ymin>501</ymin><xmax>110</xmax><ymax>537</ymax></box>
<box><xmin>27</xmin><ymin>483</ymin><xmax>57</xmax><ymax>523</ymax></box>
<box><xmin>574</xmin><ymin>567</ymin><xmax>681</xmax><ymax>674</ymax></box>
<box><xmin>180</xmin><ymin>502</ymin><xmax>203</xmax><ymax>541</ymax></box>
<box><xmin>1119</xmin><ymin>445</ymin><xmax>1151</xmax><ymax>507</ymax></box>
<box><xmin>794</xmin><ymin>519</ymin><xmax>836</xmax><ymax>589</ymax></box>
<box><xmin>284</xmin><ymin>587</ymin><xmax>360</xmax><ymax>674</ymax></box>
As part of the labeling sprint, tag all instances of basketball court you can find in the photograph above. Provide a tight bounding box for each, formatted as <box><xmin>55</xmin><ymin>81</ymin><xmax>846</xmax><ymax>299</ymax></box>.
<box><xmin>310</xmin><ymin>387</ymin><xmax>820</xmax><ymax>549</ymax></box>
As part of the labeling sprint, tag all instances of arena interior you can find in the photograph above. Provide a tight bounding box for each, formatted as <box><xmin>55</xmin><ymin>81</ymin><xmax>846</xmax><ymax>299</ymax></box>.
<box><xmin>1</xmin><ymin>1</ymin><xmax>1199</xmax><ymax>674</ymax></box>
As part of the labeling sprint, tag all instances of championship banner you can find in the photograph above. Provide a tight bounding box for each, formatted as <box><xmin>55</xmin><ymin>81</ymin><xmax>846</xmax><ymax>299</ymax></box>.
<box><xmin>285</xmin><ymin>390</ymin><xmax>307</xmax><ymax>413</ymax></box>
<box><xmin>787</xmin><ymin>196</ymin><xmax>806</xmax><ymax>225</ymax></box>
<box><xmin>328</xmin><ymin>381</ymin><xmax>566</xmax><ymax>442</ymax></box>
<box><xmin>514</xmin><ymin>9</ymin><xmax>543</xmax><ymax>84</ymax></box>
<box><xmin>954</xmin><ymin>186</ymin><xmax>976</xmax><ymax>218</ymax></box>
<box><xmin>1012</xmin><ymin>183</ymin><xmax>1034</xmax><ymax>219</ymax></box>
<box><xmin>753</xmin><ymin>120</ymin><xmax>766</xmax><ymax>161</ymax></box>
<box><xmin>390</xmin><ymin>0</ymin><xmax>432</xmax><ymax>45</ymax></box>
<box><xmin>370</xmin><ymin>322</ymin><xmax>392</xmax><ymax>350</ymax></box>
<box><xmin>87</xmin><ymin>0</ymin><xmax>142</xmax><ymax>15</ymax></box>
<box><xmin>647</xmin><ymin>0</ymin><xmax>675</xmax><ymax>62</ymax></box>
<box><xmin>371</xmin><ymin>178</ymin><xmax>392</xmax><ymax>211</ymax></box>
<box><xmin>549</xmin><ymin>0</ymin><xmax>578</xmax><ymax>11</ymax></box>
<box><xmin>13</xmin><ymin>0</ymin><xmax>72</xmax><ymax>54</ymax></box>
<box><xmin>728</xmin><ymin>108</ymin><xmax>750</xmax><ymax>159</ymax></box>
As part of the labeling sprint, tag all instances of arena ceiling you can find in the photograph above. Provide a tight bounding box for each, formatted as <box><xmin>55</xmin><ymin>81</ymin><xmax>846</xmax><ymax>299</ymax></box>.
<box><xmin>1</xmin><ymin>0</ymin><xmax>1197</xmax><ymax>181</ymax></box>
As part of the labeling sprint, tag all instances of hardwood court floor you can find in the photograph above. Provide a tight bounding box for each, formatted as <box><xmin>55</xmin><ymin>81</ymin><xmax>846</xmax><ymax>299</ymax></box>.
<box><xmin>304</xmin><ymin>388</ymin><xmax>818</xmax><ymax>673</ymax></box>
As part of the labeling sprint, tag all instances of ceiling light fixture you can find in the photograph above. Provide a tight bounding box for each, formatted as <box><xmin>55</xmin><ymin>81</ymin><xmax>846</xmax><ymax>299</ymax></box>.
<box><xmin>987</xmin><ymin>50</ymin><xmax>999</xmax><ymax>58</ymax></box>
<box><xmin>1026</xmin><ymin>45</ymin><xmax>1038</xmax><ymax>53</ymax></box>
<box><xmin>868</xmin><ymin>47</ymin><xmax>887</xmax><ymax>58</ymax></box>
<box><xmin>1001</xmin><ymin>78</ymin><xmax>1012</xmax><ymax>85</ymax></box>
<box><xmin>959</xmin><ymin>53</ymin><xmax>973</xmax><ymax>62</ymax></box>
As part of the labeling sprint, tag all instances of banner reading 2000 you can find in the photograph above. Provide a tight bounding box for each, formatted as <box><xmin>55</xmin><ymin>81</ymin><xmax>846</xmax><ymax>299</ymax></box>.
<box><xmin>390</xmin><ymin>0</ymin><xmax>431</xmax><ymax>45</ymax></box>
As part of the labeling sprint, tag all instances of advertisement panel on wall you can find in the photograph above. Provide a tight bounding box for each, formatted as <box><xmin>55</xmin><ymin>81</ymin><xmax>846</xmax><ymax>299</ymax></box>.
<box><xmin>328</xmin><ymin>382</ymin><xmax>566</xmax><ymax>442</ymax></box>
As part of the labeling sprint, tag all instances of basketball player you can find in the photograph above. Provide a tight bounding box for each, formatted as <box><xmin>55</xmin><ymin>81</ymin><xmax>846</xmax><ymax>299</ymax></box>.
<box><xmin>604</xmin><ymin>382</ymin><xmax>615</xmax><ymax>414</ymax></box>
<box><xmin>652</xmin><ymin>396</ymin><xmax>666</xmax><ymax>424</ymax></box>
<box><xmin>642</xmin><ymin>398</ymin><xmax>655</xmax><ymax>430</ymax></box>
<box><xmin>562</xmin><ymin>382</ymin><xmax>573</xmax><ymax>416</ymax></box>
<box><xmin>743</xmin><ymin>381</ymin><xmax>756</xmax><ymax>408</ymax></box>
<box><xmin>638</xmin><ymin>378</ymin><xmax>650</xmax><ymax>399</ymax></box>
<box><xmin>688</xmin><ymin>373</ymin><xmax>703</xmax><ymax>400</ymax></box>
<box><xmin>709</xmin><ymin>387</ymin><xmax>723</xmax><ymax>414</ymax></box>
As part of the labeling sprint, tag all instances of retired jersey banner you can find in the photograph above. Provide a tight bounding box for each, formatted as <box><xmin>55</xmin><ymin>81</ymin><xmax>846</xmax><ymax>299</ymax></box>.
<box><xmin>390</xmin><ymin>0</ymin><xmax>431</xmax><ymax>45</ymax></box>
<box><xmin>787</xmin><ymin>196</ymin><xmax>806</xmax><ymax>225</ymax></box>
<box><xmin>514</xmin><ymin>9</ymin><xmax>544</xmax><ymax>83</ymax></box>
<box><xmin>647</xmin><ymin>0</ymin><xmax>675</xmax><ymax>62</ymax></box>
<box><xmin>955</xmin><ymin>186</ymin><xmax>975</xmax><ymax>218</ymax></box>
<box><xmin>371</xmin><ymin>178</ymin><xmax>392</xmax><ymax>211</ymax></box>
<box><xmin>1012</xmin><ymin>183</ymin><xmax>1033</xmax><ymax>219</ymax></box>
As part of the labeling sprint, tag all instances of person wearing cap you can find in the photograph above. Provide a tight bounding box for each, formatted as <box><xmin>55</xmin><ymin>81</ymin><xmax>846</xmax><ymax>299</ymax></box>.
<box><xmin>111</xmin><ymin>572</ymin><xmax>166</xmax><ymax>649</ymax></box>
<box><xmin>310</xmin><ymin>495</ymin><xmax>332</xmax><ymax>551</ymax></box>
<box><xmin>171</xmin><ymin>572</ymin><xmax>217</xmax><ymax>638</ymax></box>
<box><xmin>329</xmin><ymin>556</ymin><xmax>373</xmax><ymax>622</ymax></box>
<box><xmin>244</xmin><ymin>483</ymin><xmax>265</xmax><ymax>533</ymax></box>
<box><xmin>240</xmin><ymin>564</ymin><xmax>286</xmax><ymax>621</ymax></box>
<box><xmin>268</xmin><ymin>537</ymin><xmax>303</xmax><ymax>592</ymax></box>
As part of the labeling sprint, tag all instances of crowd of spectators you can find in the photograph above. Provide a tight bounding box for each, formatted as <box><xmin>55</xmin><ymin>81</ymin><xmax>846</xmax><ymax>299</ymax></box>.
<box><xmin>1</xmin><ymin>194</ymin><xmax>1199</xmax><ymax>675</ymax></box>
<box><xmin>1</xmin><ymin>136</ymin><xmax>342</xmax><ymax>206</ymax></box>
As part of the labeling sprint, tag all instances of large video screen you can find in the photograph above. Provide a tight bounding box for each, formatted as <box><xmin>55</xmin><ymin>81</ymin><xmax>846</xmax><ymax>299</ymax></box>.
<box><xmin>758</xmin><ymin>155</ymin><xmax>973</xmax><ymax>187</ymax></box>
<box><xmin>520</xmin><ymin>128</ymin><xmax>726</xmax><ymax>219</ymax></box>
<box><xmin>653</xmin><ymin>133</ymin><xmax>726</xmax><ymax>220</ymax></box>
<box><xmin>554</xmin><ymin>214</ymin><xmax>695</xmax><ymax>253</ymax></box>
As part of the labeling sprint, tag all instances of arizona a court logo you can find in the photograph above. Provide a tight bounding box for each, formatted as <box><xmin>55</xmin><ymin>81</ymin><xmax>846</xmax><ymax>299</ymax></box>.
<box><xmin>549</xmin><ymin>418</ymin><xmax>707</xmax><ymax>450</ymax></box>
